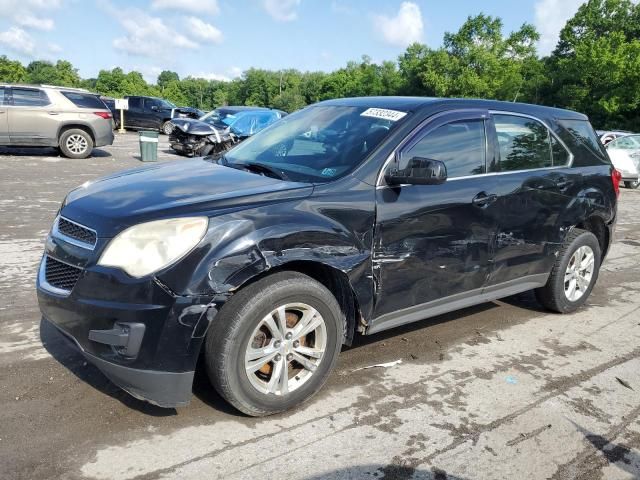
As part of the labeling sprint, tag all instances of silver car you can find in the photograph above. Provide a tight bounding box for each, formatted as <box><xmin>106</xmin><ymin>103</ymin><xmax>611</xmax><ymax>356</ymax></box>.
<box><xmin>606</xmin><ymin>133</ymin><xmax>640</xmax><ymax>189</ymax></box>
<box><xmin>0</xmin><ymin>84</ymin><xmax>114</xmax><ymax>158</ymax></box>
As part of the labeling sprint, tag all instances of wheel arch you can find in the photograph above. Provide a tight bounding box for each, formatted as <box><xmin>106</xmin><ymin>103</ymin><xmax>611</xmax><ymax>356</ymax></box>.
<box><xmin>235</xmin><ymin>260</ymin><xmax>363</xmax><ymax>346</ymax></box>
<box><xmin>57</xmin><ymin>123</ymin><xmax>96</xmax><ymax>145</ymax></box>
<box><xmin>573</xmin><ymin>214</ymin><xmax>610</xmax><ymax>259</ymax></box>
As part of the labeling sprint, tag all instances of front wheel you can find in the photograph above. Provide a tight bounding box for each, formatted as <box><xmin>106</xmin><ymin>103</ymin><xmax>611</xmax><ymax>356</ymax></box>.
<box><xmin>535</xmin><ymin>229</ymin><xmax>601</xmax><ymax>313</ymax></box>
<box><xmin>624</xmin><ymin>180</ymin><xmax>639</xmax><ymax>189</ymax></box>
<box><xmin>161</xmin><ymin>121</ymin><xmax>174</xmax><ymax>135</ymax></box>
<box><xmin>205</xmin><ymin>271</ymin><xmax>344</xmax><ymax>416</ymax></box>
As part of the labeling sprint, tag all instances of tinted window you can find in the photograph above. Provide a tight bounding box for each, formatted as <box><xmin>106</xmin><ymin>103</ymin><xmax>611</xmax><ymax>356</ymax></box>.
<box><xmin>127</xmin><ymin>97</ymin><xmax>142</xmax><ymax>109</ymax></box>
<box><xmin>402</xmin><ymin>120</ymin><xmax>486</xmax><ymax>178</ymax></box>
<box><xmin>551</xmin><ymin>135</ymin><xmax>571</xmax><ymax>166</ymax></box>
<box><xmin>62</xmin><ymin>92</ymin><xmax>107</xmax><ymax>109</ymax></box>
<box><xmin>12</xmin><ymin>88</ymin><xmax>50</xmax><ymax>107</ymax></box>
<box><xmin>494</xmin><ymin>115</ymin><xmax>552</xmax><ymax>171</ymax></box>
<box><xmin>559</xmin><ymin>119</ymin><xmax>609</xmax><ymax>165</ymax></box>
<box><xmin>0</xmin><ymin>87</ymin><xmax>5</xmax><ymax>106</ymax></box>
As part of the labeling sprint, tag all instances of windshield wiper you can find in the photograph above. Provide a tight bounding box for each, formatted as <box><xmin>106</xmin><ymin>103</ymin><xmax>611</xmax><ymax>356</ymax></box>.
<box><xmin>241</xmin><ymin>162</ymin><xmax>290</xmax><ymax>181</ymax></box>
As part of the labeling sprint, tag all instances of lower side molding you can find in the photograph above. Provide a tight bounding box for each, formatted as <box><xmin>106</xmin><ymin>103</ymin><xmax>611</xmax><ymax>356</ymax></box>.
<box><xmin>367</xmin><ymin>273</ymin><xmax>549</xmax><ymax>335</ymax></box>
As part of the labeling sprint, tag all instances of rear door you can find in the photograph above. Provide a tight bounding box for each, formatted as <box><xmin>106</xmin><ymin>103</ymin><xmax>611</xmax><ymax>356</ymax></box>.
<box><xmin>8</xmin><ymin>87</ymin><xmax>57</xmax><ymax>146</ymax></box>
<box><xmin>483</xmin><ymin>112</ymin><xmax>579</xmax><ymax>287</ymax></box>
<box><xmin>124</xmin><ymin>97</ymin><xmax>143</xmax><ymax>128</ymax></box>
<box><xmin>0</xmin><ymin>87</ymin><xmax>8</xmax><ymax>144</ymax></box>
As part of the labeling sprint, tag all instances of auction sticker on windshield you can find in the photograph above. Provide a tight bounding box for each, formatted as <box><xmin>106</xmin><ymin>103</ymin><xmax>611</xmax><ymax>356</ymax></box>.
<box><xmin>360</xmin><ymin>108</ymin><xmax>407</xmax><ymax>122</ymax></box>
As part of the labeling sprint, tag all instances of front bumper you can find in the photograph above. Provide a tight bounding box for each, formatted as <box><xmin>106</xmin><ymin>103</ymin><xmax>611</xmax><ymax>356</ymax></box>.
<box><xmin>37</xmin><ymin>251</ymin><xmax>217</xmax><ymax>408</ymax></box>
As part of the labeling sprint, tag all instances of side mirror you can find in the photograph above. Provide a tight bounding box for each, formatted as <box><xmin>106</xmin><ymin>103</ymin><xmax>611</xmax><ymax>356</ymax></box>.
<box><xmin>385</xmin><ymin>157</ymin><xmax>448</xmax><ymax>186</ymax></box>
<box><xmin>150</xmin><ymin>105</ymin><xmax>158</xmax><ymax>111</ymax></box>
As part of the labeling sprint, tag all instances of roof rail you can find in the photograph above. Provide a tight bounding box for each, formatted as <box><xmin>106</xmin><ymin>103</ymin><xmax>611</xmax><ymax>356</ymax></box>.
<box><xmin>39</xmin><ymin>84</ymin><xmax>91</xmax><ymax>93</ymax></box>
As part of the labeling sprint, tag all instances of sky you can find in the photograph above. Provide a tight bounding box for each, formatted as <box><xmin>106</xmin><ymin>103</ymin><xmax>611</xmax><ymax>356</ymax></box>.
<box><xmin>0</xmin><ymin>0</ymin><xmax>587</xmax><ymax>83</ymax></box>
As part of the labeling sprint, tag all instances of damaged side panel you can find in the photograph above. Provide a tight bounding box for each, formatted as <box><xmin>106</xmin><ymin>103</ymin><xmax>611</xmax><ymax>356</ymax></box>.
<box><xmin>156</xmin><ymin>177</ymin><xmax>378</xmax><ymax>333</ymax></box>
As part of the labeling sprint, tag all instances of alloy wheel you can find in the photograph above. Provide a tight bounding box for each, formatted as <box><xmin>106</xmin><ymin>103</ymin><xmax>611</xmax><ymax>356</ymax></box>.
<box><xmin>244</xmin><ymin>303</ymin><xmax>327</xmax><ymax>396</ymax></box>
<box><xmin>564</xmin><ymin>245</ymin><xmax>595</xmax><ymax>302</ymax></box>
<box><xmin>66</xmin><ymin>134</ymin><xmax>88</xmax><ymax>155</ymax></box>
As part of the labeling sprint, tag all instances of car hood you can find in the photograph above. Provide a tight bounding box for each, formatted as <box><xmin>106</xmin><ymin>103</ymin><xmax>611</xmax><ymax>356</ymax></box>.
<box><xmin>62</xmin><ymin>159</ymin><xmax>314</xmax><ymax>236</ymax></box>
<box><xmin>172</xmin><ymin>118</ymin><xmax>224</xmax><ymax>136</ymax></box>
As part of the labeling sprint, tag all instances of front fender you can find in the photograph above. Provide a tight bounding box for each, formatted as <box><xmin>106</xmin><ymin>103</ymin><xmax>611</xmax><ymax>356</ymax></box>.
<box><xmin>156</xmin><ymin>192</ymin><xmax>376</xmax><ymax>321</ymax></box>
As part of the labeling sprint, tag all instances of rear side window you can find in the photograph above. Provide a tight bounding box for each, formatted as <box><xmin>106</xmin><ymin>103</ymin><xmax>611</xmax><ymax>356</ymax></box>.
<box><xmin>494</xmin><ymin>115</ymin><xmax>552</xmax><ymax>171</ymax></box>
<box><xmin>127</xmin><ymin>97</ymin><xmax>142</xmax><ymax>109</ymax></box>
<box><xmin>551</xmin><ymin>135</ymin><xmax>571</xmax><ymax>166</ymax></box>
<box><xmin>558</xmin><ymin>119</ymin><xmax>609</xmax><ymax>166</ymax></box>
<box><xmin>61</xmin><ymin>92</ymin><xmax>107</xmax><ymax>109</ymax></box>
<box><xmin>0</xmin><ymin>87</ymin><xmax>6</xmax><ymax>106</ymax></box>
<box><xmin>12</xmin><ymin>88</ymin><xmax>50</xmax><ymax>107</ymax></box>
<box><xmin>403</xmin><ymin>120</ymin><xmax>486</xmax><ymax>178</ymax></box>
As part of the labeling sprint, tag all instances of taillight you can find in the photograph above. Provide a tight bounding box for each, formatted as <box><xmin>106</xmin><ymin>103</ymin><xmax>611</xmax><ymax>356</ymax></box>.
<box><xmin>612</xmin><ymin>168</ymin><xmax>622</xmax><ymax>198</ymax></box>
<box><xmin>94</xmin><ymin>111</ymin><xmax>112</xmax><ymax>120</ymax></box>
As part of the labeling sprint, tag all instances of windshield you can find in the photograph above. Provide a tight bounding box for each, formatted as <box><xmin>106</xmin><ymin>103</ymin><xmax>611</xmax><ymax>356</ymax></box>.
<box><xmin>160</xmin><ymin>99</ymin><xmax>176</xmax><ymax>109</ymax></box>
<box><xmin>609</xmin><ymin>135</ymin><xmax>640</xmax><ymax>150</ymax></box>
<box><xmin>201</xmin><ymin>109</ymin><xmax>238</xmax><ymax>126</ymax></box>
<box><xmin>222</xmin><ymin>105</ymin><xmax>406</xmax><ymax>183</ymax></box>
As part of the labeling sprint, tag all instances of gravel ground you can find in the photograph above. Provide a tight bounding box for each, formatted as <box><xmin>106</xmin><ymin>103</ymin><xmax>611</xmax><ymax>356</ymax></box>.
<box><xmin>1</xmin><ymin>132</ymin><xmax>639</xmax><ymax>480</ymax></box>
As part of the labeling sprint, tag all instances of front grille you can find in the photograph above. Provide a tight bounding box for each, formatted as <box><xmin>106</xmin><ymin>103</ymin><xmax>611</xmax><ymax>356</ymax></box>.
<box><xmin>44</xmin><ymin>256</ymin><xmax>82</xmax><ymax>291</ymax></box>
<box><xmin>57</xmin><ymin>217</ymin><xmax>97</xmax><ymax>247</ymax></box>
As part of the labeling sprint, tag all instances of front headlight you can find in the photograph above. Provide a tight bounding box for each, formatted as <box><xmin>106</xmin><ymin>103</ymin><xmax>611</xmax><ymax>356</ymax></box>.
<box><xmin>98</xmin><ymin>217</ymin><xmax>208</xmax><ymax>278</ymax></box>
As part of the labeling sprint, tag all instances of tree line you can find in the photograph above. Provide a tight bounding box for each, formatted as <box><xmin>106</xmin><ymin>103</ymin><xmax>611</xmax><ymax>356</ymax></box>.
<box><xmin>0</xmin><ymin>0</ymin><xmax>638</xmax><ymax>130</ymax></box>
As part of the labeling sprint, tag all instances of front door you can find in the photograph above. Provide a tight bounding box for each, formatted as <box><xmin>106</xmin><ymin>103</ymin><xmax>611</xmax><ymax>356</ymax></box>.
<box><xmin>371</xmin><ymin>110</ymin><xmax>498</xmax><ymax>332</ymax></box>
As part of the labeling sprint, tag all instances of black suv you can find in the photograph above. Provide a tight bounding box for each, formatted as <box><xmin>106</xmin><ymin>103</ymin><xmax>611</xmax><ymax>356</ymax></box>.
<box><xmin>109</xmin><ymin>95</ymin><xmax>203</xmax><ymax>134</ymax></box>
<box><xmin>37</xmin><ymin>97</ymin><xmax>618</xmax><ymax>416</ymax></box>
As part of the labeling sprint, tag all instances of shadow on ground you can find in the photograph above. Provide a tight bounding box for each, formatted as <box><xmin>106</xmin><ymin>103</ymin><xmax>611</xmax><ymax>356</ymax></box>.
<box><xmin>0</xmin><ymin>146</ymin><xmax>112</xmax><ymax>158</ymax></box>
<box><xmin>303</xmin><ymin>465</ymin><xmax>468</xmax><ymax>480</ymax></box>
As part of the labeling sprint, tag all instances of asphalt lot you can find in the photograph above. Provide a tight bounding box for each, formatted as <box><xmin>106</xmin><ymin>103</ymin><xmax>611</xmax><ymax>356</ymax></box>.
<box><xmin>1</xmin><ymin>132</ymin><xmax>639</xmax><ymax>480</ymax></box>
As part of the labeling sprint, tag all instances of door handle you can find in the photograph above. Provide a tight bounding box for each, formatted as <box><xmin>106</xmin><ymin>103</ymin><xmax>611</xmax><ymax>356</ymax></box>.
<box><xmin>47</xmin><ymin>111</ymin><xmax>60</xmax><ymax>115</ymax></box>
<box><xmin>472</xmin><ymin>192</ymin><xmax>498</xmax><ymax>208</ymax></box>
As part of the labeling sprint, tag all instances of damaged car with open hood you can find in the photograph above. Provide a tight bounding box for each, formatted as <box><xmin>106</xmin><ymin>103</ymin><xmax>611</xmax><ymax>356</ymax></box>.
<box><xmin>168</xmin><ymin>106</ymin><xmax>286</xmax><ymax>157</ymax></box>
<box><xmin>38</xmin><ymin>97</ymin><xmax>618</xmax><ymax>416</ymax></box>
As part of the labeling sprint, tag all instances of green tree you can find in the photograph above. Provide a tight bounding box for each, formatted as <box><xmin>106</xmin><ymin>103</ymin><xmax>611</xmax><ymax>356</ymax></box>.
<box><xmin>25</xmin><ymin>60</ymin><xmax>80</xmax><ymax>86</ymax></box>
<box><xmin>0</xmin><ymin>55</ymin><xmax>27</xmax><ymax>83</ymax></box>
<box><xmin>545</xmin><ymin>0</ymin><xmax>640</xmax><ymax>128</ymax></box>
<box><xmin>157</xmin><ymin>70</ymin><xmax>180</xmax><ymax>91</ymax></box>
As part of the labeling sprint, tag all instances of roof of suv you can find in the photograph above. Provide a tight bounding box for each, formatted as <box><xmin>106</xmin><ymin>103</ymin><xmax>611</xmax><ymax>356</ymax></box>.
<box><xmin>318</xmin><ymin>96</ymin><xmax>588</xmax><ymax>121</ymax></box>
<box><xmin>0</xmin><ymin>83</ymin><xmax>92</xmax><ymax>93</ymax></box>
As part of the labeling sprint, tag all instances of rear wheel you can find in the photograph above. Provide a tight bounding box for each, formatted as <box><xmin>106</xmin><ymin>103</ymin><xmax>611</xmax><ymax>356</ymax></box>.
<box><xmin>535</xmin><ymin>229</ymin><xmax>601</xmax><ymax>313</ymax></box>
<box><xmin>59</xmin><ymin>129</ymin><xmax>93</xmax><ymax>159</ymax></box>
<box><xmin>624</xmin><ymin>180</ymin><xmax>639</xmax><ymax>189</ymax></box>
<box><xmin>205</xmin><ymin>271</ymin><xmax>344</xmax><ymax>416</ymax></box>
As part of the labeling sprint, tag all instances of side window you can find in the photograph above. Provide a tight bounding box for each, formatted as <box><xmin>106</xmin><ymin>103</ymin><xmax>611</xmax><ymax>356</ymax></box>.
<box><xmin>609</xmin><ymin>136</ymin><xmax>640</xmax><ymax>150</ymax></box>
<box><xmin>0</xmin><ymin>87</ymin><xmax>5</xmax><ymax>106</ymax></box>
<box><xmin>493</xmin><ymin>115</ymin><xmax>552</xmax><ymax>171</ymax></box>
<box><xmin>401</xmin><ymin>119</ymin><xmax>487</xmax><ymax>178</ymax></box>
<box><xmin>12</xmin><ymin>88</ymin><xmax>50</xmax><ymax>107</ymax></box>
<box><xmin>128</xmin><ymin>97</ymin><xmax>142</xmax><ymax>109</ymax></box>
<box><xmin>145</xmin><ymin>98</ymin><xmax>161</xmax><ymax>110</ymax></box>
<box><xmin>551</xmin><ymin>135</ymin><xmax>571</xmax><ymax>166</ymax></box>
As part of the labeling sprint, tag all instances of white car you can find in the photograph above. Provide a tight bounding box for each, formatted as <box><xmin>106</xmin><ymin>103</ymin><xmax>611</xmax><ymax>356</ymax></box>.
<box><xmin>605</xmin><ymin>134</ymin><xmax>640</xmax><ymax>189</ymax></box>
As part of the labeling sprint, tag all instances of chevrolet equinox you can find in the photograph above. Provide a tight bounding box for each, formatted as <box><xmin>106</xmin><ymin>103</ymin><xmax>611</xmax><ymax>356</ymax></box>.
<box><xmin>37</xmin><ymin>97</ymin><xmax>619</xmax><ymax>416</ymax></box>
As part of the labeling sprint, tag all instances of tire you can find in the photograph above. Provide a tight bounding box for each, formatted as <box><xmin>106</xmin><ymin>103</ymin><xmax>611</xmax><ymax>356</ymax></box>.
<box><xmin>161</xmin><ymin>121</ymin><xmax>174</xmax><ymax>135</ymax></box>
<box><xmin>205</xmin><ymin>271</ymin><xmax>344</xmax><ymax>416</ymax></box>
<box><xmin>59</xmin><ymin>129</ymin><xmax>93</xmax><ymax>159</ymax></box>
<box><xmin>535</xmin><ymin>229</ymin><xmax>601</xmax><ymax>313</ymax></box>
<box><xmin>624</xmin><ymin>180</ymin><xmax>639</xmax><ymax>189</ymax></box>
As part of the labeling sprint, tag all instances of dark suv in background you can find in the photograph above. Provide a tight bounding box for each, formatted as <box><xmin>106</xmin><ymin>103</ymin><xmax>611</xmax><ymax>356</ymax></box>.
<box><xmin>107</xmin><ymin>95</ymin><xmax>203</xmax><ymax>134</ymax></box>
<box><xmin>38</xmin><ymin>97</ymin><xmax>618</xmax><ymax>416</ymax></box>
